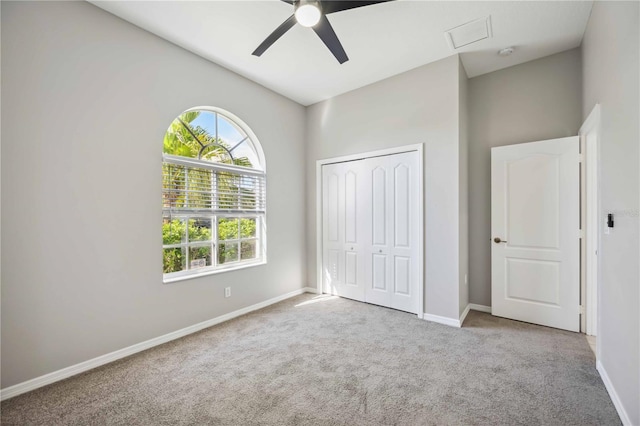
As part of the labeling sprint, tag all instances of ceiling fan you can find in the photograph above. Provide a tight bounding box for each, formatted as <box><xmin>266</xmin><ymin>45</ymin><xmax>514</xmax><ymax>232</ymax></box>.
<box><xmin>252</xmin><ymin>0</ymin><xmax>394</xmax><ymax>64</ymax></box>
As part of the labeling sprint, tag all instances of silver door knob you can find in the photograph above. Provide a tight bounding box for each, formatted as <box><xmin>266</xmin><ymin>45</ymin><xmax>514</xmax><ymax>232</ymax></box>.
<box><xmin>379</xmin><ymin>249</ymin><xmax>382</xmax><ymax>253</ymax></box>
<box><xmin>493</xmin><ymin>237</ymin><xmax>507</xmax><ymax>244</ymax></box>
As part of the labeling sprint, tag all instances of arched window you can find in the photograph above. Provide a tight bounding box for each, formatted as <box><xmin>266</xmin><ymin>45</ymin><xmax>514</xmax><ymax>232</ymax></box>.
<box><xmin>162</xmin><ymin>107</ymin><xmax>266</xmax><ymax>281</ymax></box>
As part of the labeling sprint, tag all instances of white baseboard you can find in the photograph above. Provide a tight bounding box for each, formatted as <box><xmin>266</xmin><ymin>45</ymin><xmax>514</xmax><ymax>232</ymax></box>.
<box><xmin>424</xmin><ymin>303</ymin><xmax>491</xmax><ymax>329</ymax></box>
<box><xmin>459</xmin><ymin>305</ymin><xmax>471</xmax><ymax>326</ymax></box>
<box><xmin>423</xmin><ymin>313</ymin><xmax>461</xmax><ymax>328</ymax></box>
<box><xmin>303</xmin><ymin>286</ymin><xmax>318</xmax><ymax>294</ymax></box>
<box><xmin>0</xmin><ymin>287</ymin><xmax>313</xmax><ymax>401</ymax></box>
<box><xmin>596</xmin><ymin>360</ymin><xmax>632</xmax><ymax>425</ymax></box>
<box><xmin>468</xmin><ymin>303</ymin><xmax>492</xmax><ymax>314</ymax></box>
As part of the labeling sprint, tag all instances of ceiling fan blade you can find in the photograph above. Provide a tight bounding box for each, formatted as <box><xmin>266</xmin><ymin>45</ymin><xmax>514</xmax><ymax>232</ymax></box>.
<box><xmin>320</xmin><ymin>0</ymin><xmax>393</xmax><ymax>15</ymax></box>
<box><xmin>312</xmin><ymin>15</ymin><xmax>348</xmax><ymax>64</ymax></box>
<box><xmin>252</xmin><ymin>15</ymin><xmax>297</xmax><ymax>57</ymax></box>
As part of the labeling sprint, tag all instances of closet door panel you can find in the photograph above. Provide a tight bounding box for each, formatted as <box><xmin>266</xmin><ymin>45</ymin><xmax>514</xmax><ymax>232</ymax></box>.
<box><xmin>363</xmin><ymin>152</ymin><xmax>419</xmax><ymax>314</ymax></box>
<box><xmin>388</xmin><ymin>153</ymin><xmax>419</xmax><ymax>313</ymax></box>
<box><xmin>343</xmin><ymin>162</ymin><xmax>366</xmax><ymax>297</ymax></box>
<box><xmin>322</xmin><ymin>161</ymin><xmax>365</xmax><ymax>302</ymax></box>
<box><xmin>364</xmin><ymin>159</ymin><xmax>392</xmax><ymax>308</ymax></box>
<box><xmin>322</xmin><ymin>165</ymin><xmax>343</xmax><ymax>295</ymax></box>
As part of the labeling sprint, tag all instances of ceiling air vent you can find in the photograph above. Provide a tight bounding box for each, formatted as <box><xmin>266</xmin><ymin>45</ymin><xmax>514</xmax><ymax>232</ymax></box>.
<box><xmin>445</xmin><ymin>16</ymin><xmax>492</xmax><ymax>50</ymax></box>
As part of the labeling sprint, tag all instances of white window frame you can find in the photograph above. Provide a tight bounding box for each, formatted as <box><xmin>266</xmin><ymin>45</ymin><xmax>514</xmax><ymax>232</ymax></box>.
<box><xmin>162</xmin><ymin>107</ymin><xmax>267</xmax><ymax>283</ymax></box>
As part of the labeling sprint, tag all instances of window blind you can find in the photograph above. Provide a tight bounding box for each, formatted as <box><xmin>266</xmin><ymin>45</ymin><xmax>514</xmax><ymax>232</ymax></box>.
<box><xmin>162</xmin><ymin>155</ymin><xmax>266</xmax><ymax>216</ymax></box>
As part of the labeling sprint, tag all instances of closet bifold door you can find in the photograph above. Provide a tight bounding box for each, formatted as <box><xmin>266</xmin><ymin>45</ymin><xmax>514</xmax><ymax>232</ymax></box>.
<box><xmin>321</xmin><ymin>161</ymin><xmax>366</xmax><ymax>302</ymax></box>
<box><xmin>363</xmin><ymin>152</ymin><xmax>419</xmax><ymax>314</ymax></box>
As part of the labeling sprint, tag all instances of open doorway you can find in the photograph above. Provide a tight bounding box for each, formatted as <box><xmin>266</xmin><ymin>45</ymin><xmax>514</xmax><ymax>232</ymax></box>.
<box><xmin>580</xmin><ymin>104</ymin><xmax>601</xmax><ymax>358</ymax></box>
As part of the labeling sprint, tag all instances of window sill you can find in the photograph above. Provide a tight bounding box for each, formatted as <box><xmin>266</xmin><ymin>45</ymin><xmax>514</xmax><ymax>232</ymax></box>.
<box><xmin>163</xmin><ymin>259</ymin><xmax>267</xmax><ymax>284</ymax></box>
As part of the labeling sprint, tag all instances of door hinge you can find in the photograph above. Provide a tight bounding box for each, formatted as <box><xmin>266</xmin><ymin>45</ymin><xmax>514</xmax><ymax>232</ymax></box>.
<box><xmin>578</xmin><ymin>153</ymin><xmax>585</xmax><ymax>163</ymax></box>
<box><xmin>578</xmin><ymin>229</ymin><xmax>584</xmax><ymax>238</ymax></box>
<box><xmin>579</xmin><ymin>305</ymin><xmax>585</xmax><ymax>314</ymax></box>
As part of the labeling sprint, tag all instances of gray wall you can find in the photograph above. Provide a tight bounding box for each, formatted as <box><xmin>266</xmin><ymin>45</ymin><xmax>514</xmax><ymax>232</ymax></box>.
<box><xmin>1</xmin><ymin>1</ymin><xmax>306</xmax><ymax>389</ymax></box>
<box><xmin>582</xmin><ymin>2</ymin><xmax>639</xmax><ymax>423</ymax></box>
<box><xmin>458</xmin><ymin>58</ymin><xmax>469</xmax><ymax>316</ymax></box>
<box><xmin>306</xmin><ymin>55</ymin><xmax>465</xmax><ymax>320</ymax></box>
<box><xmin>468</xmin><ymin>49</ymin><xmax>583</xmax><ymax>306</ymax></box>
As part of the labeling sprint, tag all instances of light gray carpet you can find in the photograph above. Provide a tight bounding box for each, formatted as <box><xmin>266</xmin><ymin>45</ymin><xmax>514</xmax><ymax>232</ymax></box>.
<box><xmin>1</xmin><ymin>294</ymin><xmax>620</xmax><ymax>425</ymax></box>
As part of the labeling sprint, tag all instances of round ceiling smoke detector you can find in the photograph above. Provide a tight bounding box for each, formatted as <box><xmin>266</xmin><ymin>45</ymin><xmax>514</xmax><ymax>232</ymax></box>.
<box><xmin>498</xmin><ymin>47</ymin><xmax>514</xmax><ymax>56</ymax></box>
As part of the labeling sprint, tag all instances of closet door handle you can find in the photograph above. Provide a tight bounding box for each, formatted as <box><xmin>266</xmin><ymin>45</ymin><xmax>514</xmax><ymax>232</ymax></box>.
<box><xmin>493</xmin><ymin>237</ymin><xmax>507</xmax><ymax>244</ymax></box>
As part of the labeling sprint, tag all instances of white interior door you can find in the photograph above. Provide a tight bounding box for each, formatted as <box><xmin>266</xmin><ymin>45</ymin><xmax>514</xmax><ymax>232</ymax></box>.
<box><xmin>322</xmin><ymin>161</ymin><xmax>366</xmax><ymax>301</ymax></box>
<box><xmin>491</xmin><ymin>136</ymin><xmax>580</xmax><ymax>332</ymax></box>
<box><xmin>363</xmin><ymin>152</ymin><xmax>420</xmax><ymax>314</ymax></box>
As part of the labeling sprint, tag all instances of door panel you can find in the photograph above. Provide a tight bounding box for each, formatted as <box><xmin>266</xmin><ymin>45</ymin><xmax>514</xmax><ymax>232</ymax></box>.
<box><xmin>345</xmin><ymin>251</ymin><xmax>358</xmax><ymax>286</ymax></box>
<box><xmin>394</xmin><ymin>256</ymin><xmax>410</xmax><ymax>295</ymax></box>
<box><xmin>491</xmin><ymin>136</ymin><xmax>579</xmax><ymax>332</ymax></box>
<box><xmin>372</xmin><ymin>167</ymin><xmax>386</xmax><ymax>246</ymax></box>
<box><xmin>505</xmin><ymin>258</ymin><xmax>560</xmax><ymax>305</ymax></box>
<box><xmin>345</xmin><ymin>170</ymin><xmax>358</xmax><ymax>244</ymax></box>
<box><xmin>507</xmin><ymin>154</ymin><xmax>560</xmax><ymax>249</ymax></box>
<box><xmin>322</xmin><ymin>162</ymin><xmax>365</xmax><ymax>301</ymax></box>
<box><xmin>372</xmin><ymin>254</ymin><xmax>387</xmax><ymax>291</ymax></box>
<box><xmin>394</xmin><ymin>164</ymin><xmax>410</xmax><ymax>247</ymax></box>
<box><xmin>364</xmin><ymin>152</ymin><xmax>419</xmax><ymax>313</ymax></box>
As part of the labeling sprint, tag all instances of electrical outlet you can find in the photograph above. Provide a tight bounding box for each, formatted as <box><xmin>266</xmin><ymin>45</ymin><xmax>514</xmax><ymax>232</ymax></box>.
<box><xmin>224</xmin><ymin>287</ymin><xmax>231</xmax><ymax>298</ymax></box>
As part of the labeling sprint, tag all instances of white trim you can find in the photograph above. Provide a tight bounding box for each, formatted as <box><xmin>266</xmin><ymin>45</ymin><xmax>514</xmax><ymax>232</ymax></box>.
<box><xmin>0</xmin><ymin>287</ymin><xmax>313</xmax><ymax>401</ymax></box>
<box><xmin>579</xmin><ymin>104</ymin><xmax>601</xmax><ymax>146</ymax></box>
<box><xmin>456</xmin><ymin>303</ymin><xmax>491</xmax><ymax>327</ymax></box>
<box><xmin>596</xmin><ymin>360</ymin><xmax>632</xmax><ymax>425</ymax></box>
<box><xmin>315</xmin><ymin>162</ymin><xmax>323</xmax><ymax>296</ymax></box>
<box><xmin>423</xmin><ymin>313</ymin><xmax>461</xmax><ymax>328</ymax></box>
<box><xmin>163</xmin><ymin>259</ymin><xmax>266</xmax><ymax>284</ymax></box>
<box><xmin>459</xmin><ymin>304</ymin><xmax>471</xmax><ymax>326</ymax></box>
<box><xmin>579</xmin><ymin>104</ymin><xmax>601</xmax><ymax>340</ymax></box>
<box><xmin>317</xmin><ymin>144</ymin><xmax>424</xmax><ymax>167</ymax></box>
<box><xmin>315</xmin><ymin>144</ymin><xmax>425</xmax><ymax>318</ymax></box>
<box><xmin>468</xmin><ymin>303</ymin><xmax>492</xmax><ymax>313</ymax></box>
<box><xmin>416</xmin><ymin>146</ymin><xmax>424</xmax><ymax>320</ymax></box>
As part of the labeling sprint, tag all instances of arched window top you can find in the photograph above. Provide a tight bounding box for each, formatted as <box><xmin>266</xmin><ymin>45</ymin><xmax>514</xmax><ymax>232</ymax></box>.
<box><xmin>163</xmin><ymin>107</ymin><xmax>265</xmax><ymax>171</ymax></box>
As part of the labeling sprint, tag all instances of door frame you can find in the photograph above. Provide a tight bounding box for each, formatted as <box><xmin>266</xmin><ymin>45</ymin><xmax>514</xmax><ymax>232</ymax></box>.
<box><xmin>579</xmin><ymin>104</ymin><xmax>601</xmax><ymax>349</ymax></box>
<box><xmin>315</xmin><ymin>143</ymin><xmax>424</xmax><ymax>318</ymax></box>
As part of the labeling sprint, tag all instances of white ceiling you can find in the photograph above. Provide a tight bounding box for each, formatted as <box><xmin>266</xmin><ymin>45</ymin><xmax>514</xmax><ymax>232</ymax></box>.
<box><xmin>91</xmin><ymin>0</ymin><xmax>593</xmax><ymax>106</ymax></box>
